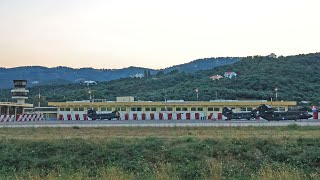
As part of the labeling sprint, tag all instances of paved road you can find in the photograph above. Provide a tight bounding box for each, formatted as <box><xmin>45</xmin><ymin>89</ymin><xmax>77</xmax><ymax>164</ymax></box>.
<box><xmin>0</xmin><ymin>119</ymin><xmax>320</xmax><ymax>128</ymax></box>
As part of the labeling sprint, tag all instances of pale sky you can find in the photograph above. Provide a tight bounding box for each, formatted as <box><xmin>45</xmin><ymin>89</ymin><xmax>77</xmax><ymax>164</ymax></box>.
<box><xmin>0</xmin><ymin>0</ymin><xmax>319</xmax><ymax>69</ymax></box>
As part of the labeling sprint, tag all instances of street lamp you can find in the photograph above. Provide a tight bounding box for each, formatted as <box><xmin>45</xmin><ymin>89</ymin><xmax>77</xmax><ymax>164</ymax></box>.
<box><xmin>195</xmin><ymin>88</ymin><xmax>199</xmax><ymax>101</ymax></box>
<box><xmin>275</xmin><ymin>87</ymin><xmax>278</xmax><ymax>101</ymax></box>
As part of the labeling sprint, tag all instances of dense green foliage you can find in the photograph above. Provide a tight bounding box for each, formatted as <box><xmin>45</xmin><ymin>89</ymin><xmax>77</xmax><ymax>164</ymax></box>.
<box><xmin>1</xmin><ymin>53</ymin><xmax>320</xmax><ymax>104</ymax></box>
<box><xmin>0</xmin><ymin>136</ymin><xmax>319</xmax><ymax>179</ymax></box>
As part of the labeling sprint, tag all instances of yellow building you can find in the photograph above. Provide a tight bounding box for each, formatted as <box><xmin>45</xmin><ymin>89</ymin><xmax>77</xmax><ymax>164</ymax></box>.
<box><xmin>48</xmin><ymin>97</ymin><xmax>296</xmax><ymax>120</ymax></box>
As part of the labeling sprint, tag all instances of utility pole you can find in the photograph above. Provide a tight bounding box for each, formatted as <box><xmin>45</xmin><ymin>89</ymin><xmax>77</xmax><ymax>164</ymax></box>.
<box><xmin>195</xmin><ymin>88</ymin><xmax>199</xmax><ymax>101</ymax></box>
<box><xmin>275</xmin><ymin>87</ymin><xmax>278</xmax><ymax>101</ymax></box>
<box><xmin>38</xmin><ymin>91</ymin><xmax>41</xmax><ymax>107</ymax></box>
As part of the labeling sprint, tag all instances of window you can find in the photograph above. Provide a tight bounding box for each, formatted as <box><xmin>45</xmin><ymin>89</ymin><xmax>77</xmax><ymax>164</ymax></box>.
<box><xmin>60</xmin><ymin>107</ymin><xmax>65</xmax><ymax>111</ymax></box>
<box><xmin>214</xmin><ymin>107</ymin><xmax>220</xmax><ymax>111</ymax></box>
<box><xmin>131</xmin><ymin>107</ymin><xmax>136</xmax><ymax>111</ymax></box>
<box><xmin>247</xmin><ymin>107</ymin><xmax>253</xmax><ymax>111</ymax></box>
<box><xmin>65</xmin><ymin>108</ymin><xmax>71</xmax><ymax>111</ymax></box>
<box><xmin>101</xmin><ymin>107</ymin><xmax>106</xmax><ymax>111</ymax></box>
<box><xmin>167</xmin><ymin>107</ymin><xmax>173</xmax><ymax>111</ymax></box>
<box><xmin>191</xmin><ymin>107</ymin><xmax>196</xmax><ymax>111</ymax></box>
<box><xmin>145</xmin><ymin>107</ymin><xmax>150</xmax><ymax>111</ymax></box>
<box><xmin>277</xmin><ymin>107</ymin><xmax>286</xmax><ymax>112</ymax></box>
<box><xmin>116</xmin><ymin>107</ymin><xmax>121</xmax><ymax>111</ymax></box>
<box><xmin>79</xmin><ymin>107</ymin><xmax>84</xmax><ymax>111</ymax></box>
<box><xmin>121</xmin><ymin>107</ymin><xmax>126</xmax><ymax>111</ymax></box>
<box><xmin>137</xmin><ymin>107</ymin><xmax>142</xmax><ymax>111</ymax></box>
<box><xmin>107</xmin><ymin>107</ymin><xmax>112</xmax><ymax>111</ymax></box>
<box><xmin>197</xmin><ymin>107</ymin><xmax>203</xmax><ymax>111</ymax></box>
<box><xmin>151</xmin><ymin>107</ymin><xmax>157</xmax><ymax>111</ymax></box>
<box><xmin>73</xmin><ymin>107</ymin><xmax>79</xmax><ymax>111</ymax></box>
<box><xmin>240</xmin><ymin>107</ymin><xmax>247</xmax><ymax>111</ymax></box>
<box><xmin>176</xmin><ymin>107</ymin><xmax>181</xmax><ymax>111</ymax></box>
<box><xmin>182</xmin><ymin>107</ymin><xmax>188</xmax><ymax>111</ymax></box>
<box><xmin>208</xmin><ymin>107</ymin><xmax>214</xmax><ymax>111</ymax></box>
<box><xmin>161</xmin><ymin>107</ymin><xmax>166</xmax><ymax>111</ymax></box>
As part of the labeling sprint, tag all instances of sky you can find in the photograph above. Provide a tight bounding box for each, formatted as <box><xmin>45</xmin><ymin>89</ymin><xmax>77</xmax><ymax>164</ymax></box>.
<box><xmin>0</xmin><ymin>0</ymin><xmax>319</xmax><ymax>69</ymax></box>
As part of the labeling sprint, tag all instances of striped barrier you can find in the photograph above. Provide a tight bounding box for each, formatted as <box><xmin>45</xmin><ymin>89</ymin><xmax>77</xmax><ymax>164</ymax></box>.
<box><xmin>0</xmin><ymin>114</ymin><xmax>45</xmax><ymax>122</ymax></box>
<box><xmin>57</xmin><ymin>112</ymin><xmax>212</xmax><ymax>121</ymax></box>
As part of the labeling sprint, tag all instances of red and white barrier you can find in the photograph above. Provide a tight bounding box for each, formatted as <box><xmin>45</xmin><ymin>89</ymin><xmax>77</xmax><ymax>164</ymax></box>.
<box><xmin>0</xmin><ymin>113</ymin><xmax>44</xmax><ymax>122</ymax></box>
<box><xmin>56</xmin><ymin>111</ymin><xmax>232</xmax><ymax>121</ymax></box>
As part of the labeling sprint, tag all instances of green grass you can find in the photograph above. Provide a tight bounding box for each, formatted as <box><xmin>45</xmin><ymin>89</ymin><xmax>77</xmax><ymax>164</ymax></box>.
<box><xmin>0</xmin><ymin>126</ymin><xmax>319</xmax><ymax>179</ymax></box>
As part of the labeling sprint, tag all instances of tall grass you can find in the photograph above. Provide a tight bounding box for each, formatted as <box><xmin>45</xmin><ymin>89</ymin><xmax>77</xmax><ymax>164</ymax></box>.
<box><xmin>253</xmin><ymin>164</ymin><xmax>308</xmax><ymax>180</ymax></box>
<box><xmin>1</xmin><ymin>127</ymin><xmax>320</xmax><ymax>179</ymax></box>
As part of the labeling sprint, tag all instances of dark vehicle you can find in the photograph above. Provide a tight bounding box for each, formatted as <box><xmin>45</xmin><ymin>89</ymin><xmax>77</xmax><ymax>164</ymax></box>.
<box><xmin>255</xmin><ymin>104</ymin><xmax>312</xmax><ymax>121</ymax></box>
<box><xmin>222</xmin><ymin>107</ymin><xmax>256</xmax><ymax>120</ymax></box>
<box><xmin>87</xmin><ymin>109</ymin><xmax>120</xmax><ymax>120</ymax></box>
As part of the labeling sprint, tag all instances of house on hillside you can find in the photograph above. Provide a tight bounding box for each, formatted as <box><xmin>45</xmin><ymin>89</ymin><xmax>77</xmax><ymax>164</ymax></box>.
<box><xmin>131</xmin><ymin>73</ymin><xmax>144</xmax><ymax>78</ymax></box>
<box><xmin>268</xmin><ymin>53</ymin><xmax>277</xmax><ymax>58</ymax></box>
<box><xmin>210</xmin><ymin>75</ymin><xmax>223</xmax><ymax>80</ymax></box>
<box><xmin>81</xmin><ymin>80</ymin><xmax>97</xmax><ymax>85</ymax></box>
<box><xmin>224</xmin><ymin>72</ymin><xmax>237</xmax><ymax>79</ymax></box>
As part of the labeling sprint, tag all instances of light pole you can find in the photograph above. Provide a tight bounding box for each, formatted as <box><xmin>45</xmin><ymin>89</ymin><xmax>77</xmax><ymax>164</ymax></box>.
<box><xmin>275</xmin><ymin>87</ymin><xmax>278</xmax><ymax>101</ymax></box>
<box><xmin>195</xmin><ymin>88</ymin><xmax>199</xmax><ymax>101</ymax></box>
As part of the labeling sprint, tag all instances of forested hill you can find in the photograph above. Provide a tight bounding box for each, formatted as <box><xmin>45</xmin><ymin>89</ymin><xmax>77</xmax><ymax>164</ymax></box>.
<box><xmin>0</xmin><ymin>57</ymin><xmax>238</xmax><ymax>89</ymax></box>
<box><xmin>1</xmin><ymin>53</ymin><xmax>320</xmax><ymax>104</ymax></box>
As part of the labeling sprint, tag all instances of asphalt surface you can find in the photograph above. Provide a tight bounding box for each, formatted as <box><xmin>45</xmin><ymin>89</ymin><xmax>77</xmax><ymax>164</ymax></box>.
<box><xmin>0</xmin><ymin>119</ymin><xmax>320</xmax><ymax>128</ymax></box>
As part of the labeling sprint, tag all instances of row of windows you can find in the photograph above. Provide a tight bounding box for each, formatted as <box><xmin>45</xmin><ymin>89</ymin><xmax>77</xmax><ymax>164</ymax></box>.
<box><xmin>57</xmin><ymin>106</ymin><xmax>287</xmax><ymax>112</ymax></box>
<box><xmin>59</xmin><ymin>107</ymin><xmax>222</xmax><ymax>112</ymax></box>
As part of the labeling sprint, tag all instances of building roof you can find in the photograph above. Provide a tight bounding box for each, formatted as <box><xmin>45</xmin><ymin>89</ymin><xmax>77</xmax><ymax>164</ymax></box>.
<box><xmin>48</xmin><ymin>100</ymin><xmax>296</xmax><ymax>107</ymax></box>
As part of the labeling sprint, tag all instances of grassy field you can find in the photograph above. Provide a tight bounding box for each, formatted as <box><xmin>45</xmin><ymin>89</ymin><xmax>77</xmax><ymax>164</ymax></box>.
<box><xmin>0</xmin><ymin>126</ymin><xmax>319</xmax><ymax>179</ymax></box>
<box><xmin>1</xmin><ymin>125</ymin><xmax>319</xmax><ymax>140</ymax></box>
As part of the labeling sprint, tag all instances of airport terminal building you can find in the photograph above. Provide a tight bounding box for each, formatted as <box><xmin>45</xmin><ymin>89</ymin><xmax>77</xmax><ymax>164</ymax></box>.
<box><xmin>47</xmin><ymin>97</ymin><xmax>297</xmax><ymax>120</ymax></box>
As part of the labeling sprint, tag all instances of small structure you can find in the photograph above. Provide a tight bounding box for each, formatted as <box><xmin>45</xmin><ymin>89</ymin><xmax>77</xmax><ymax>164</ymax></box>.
<box><xmin>116</xmin><ymin>96</ymin><xmax>135</xmax><ymax>102</ymax></box>
<box><xmin>210</xmin><ymin>75</ymin><xmax>223</xmax><ymax>80</ymax></box>
<box><xmin>268</xmin><ymin>53</ymin><xmax>277</xmax><ymax>58</ymax></box>
<box><xmin>82</xmin><ymin>80</ymin><xmax>97</xmax><ymax>85</ymax></box>
<box><xmin>224</xmin><ymin>72</ymin><xmax>237</xmax><ymax>79</ymax></box>
<box><xmin>131</xmin><ymin>73</ymin><xmax>144</xmax><ymax>78</ymax></box>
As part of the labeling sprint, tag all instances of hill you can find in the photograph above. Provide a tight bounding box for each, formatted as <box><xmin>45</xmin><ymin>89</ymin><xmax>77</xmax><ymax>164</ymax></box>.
<box><xmin>1</xmin><ymin>53</ymin><xmax>320</xmax><ymax>104</ymax></box>
<box><xmin>0</xmin><ymin>57</ymin><xmax>238</xmax><ymax>89</ymax></box>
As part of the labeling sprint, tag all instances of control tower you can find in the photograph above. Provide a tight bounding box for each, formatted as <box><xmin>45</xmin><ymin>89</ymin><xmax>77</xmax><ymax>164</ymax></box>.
<box><xmin>11</xmin><ymin>80</ymin><xmax>29</xmax><ymax>104</ymax></box>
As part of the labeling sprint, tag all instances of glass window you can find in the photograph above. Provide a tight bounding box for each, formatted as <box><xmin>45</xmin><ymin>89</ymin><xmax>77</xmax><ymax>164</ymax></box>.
<box><xmin>79</xmin><ymin>107</ymin><xmax>84</xmax><ymax>111</ymax></box>
<box><xmin>208</xmin><ymin>107</ymin><xmax>214</xmax><ymax>111</ymax></box>
<box><xmin>247</xmin><ymin>107</ymin><xmax>253</xmax><ymax>111</ymax></box>
<box><xmin>167</xmin><ymin>107</ymin><xmax>173</xmax><ymax>111</ymax></box>
<box><xmin>106</xmin><ymin>107</ymin><xmax>112</xmax><ymax>111</ymax></box>
<box><xmin>197</xmin><ymin>107</ymin><xmax>203</xmax><ymax>111</ymax></box>
<box><xmin>131</xmin><ymin>107</ymin><xmax>136</xmax><ymax>111</ymax></box>
<box><xmin>60</xmin><ymin>107</ymin><xmax>65</xmax><ymax>111</ymax></box>
<box><xmin>73</xmin><ymin>107</ymin><xmax>79</xmax><ymax>111</ymax></box>
<box><xmin>137</xmin><ymin>107</ymin><xmax>142</xmax><ymax>111</ymax></box>
<box><xmin>161</xmin><ymin>107</ymin><xmax>166</xmax><ymax>111</ymax></box>
<box><xmin>151</xmin><ymin>107</ymin><xmax>157</xmax><ymax>111</ymax></box>
<box><xmin>176</xmin><ymin>107</ymin><xmax>181</xmax><ymax>111</ymax></box>
<box><xmin>145</xmin><ymin>107</ymin><xmax>150</xmax><ymax>111</ymax></box>
<box><xmin>65</xmin><ymin>108</ymin><xmax>70</xmax><ymax>111</ymax></box>
<box><xmin>191</xmin><ymin>107</ymin><xmax>196</xmax><ymax>111</ymax></box>
<box><xmin>214</xmin><ymin>107</ymin><xmax>220</xmax><ymax>111</ymax></box>
<box><xmin>116</xmin><ymin>107</ymin><xmax>121</xmax><ymax>111</ymax></box>
<box><xmin>182</xmin><ymin>107</ymin><xmax>188</xmax><ymax>111</ymax></box>
<box><xmin>240</xmin><ymin>107</ymin><xmax>247</xmax><ymax>111</ymax></box>
<box><xmin>101</xmin><ymin>107</ymin><xmax>106</xmax><ymax>111</ymax></box>
<box><xmin>121</xmin><ymin>107</ymin><xmax>126</xmax><ymax>111</ymax></box>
